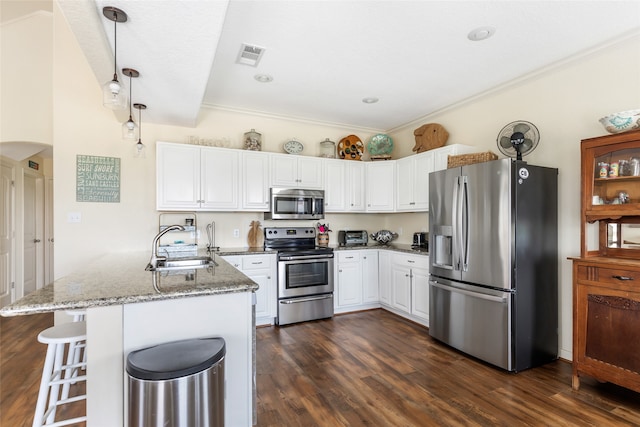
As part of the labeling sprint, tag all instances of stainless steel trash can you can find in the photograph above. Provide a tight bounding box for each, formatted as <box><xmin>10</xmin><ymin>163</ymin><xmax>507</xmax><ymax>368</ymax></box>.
<box><xmin>127</xmin><ymin>337</ymin><xmax>225</xmax><ymax>427</ymax></box>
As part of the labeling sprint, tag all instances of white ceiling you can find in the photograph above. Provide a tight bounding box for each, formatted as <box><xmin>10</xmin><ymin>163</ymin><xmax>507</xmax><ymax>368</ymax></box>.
<box><xmin>48</xmin><ymin>1</ymin><xmax>640</xmax><ymax>131</ymax></box>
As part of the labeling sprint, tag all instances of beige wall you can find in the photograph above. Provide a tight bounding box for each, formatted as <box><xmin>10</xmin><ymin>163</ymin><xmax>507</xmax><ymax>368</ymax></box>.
<box><xmin>50</xmin><ymin>2</ymin><xmax>640</xmax><ymax>361</ymax></box>
<box><xmin>1</xmin><ymin>11</ymin><xmax>52</xmax><ymax>145</ymax></box>
<box><xmin>388</xmin><ymin>33</ymin><xmax>640</xmax><ymax>360</ymax></box>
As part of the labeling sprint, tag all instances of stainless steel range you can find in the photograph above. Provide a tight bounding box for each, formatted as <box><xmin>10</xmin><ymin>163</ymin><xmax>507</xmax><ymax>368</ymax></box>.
<box><xmin>264</xmin><ymin>227</ymin><xmax>334</xmax><ymax>326</ymax></box>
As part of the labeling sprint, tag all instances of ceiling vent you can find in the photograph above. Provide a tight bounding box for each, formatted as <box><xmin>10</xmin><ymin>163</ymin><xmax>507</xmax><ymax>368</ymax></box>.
<box><xmin>236</xmin><ymin>43</ymin><xmax>265</xmax><ymax>67</ymax></box>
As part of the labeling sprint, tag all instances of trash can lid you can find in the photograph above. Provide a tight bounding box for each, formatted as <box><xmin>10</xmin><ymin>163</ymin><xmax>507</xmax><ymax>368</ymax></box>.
<box><xmin>126</xmin><ymin>337</ymin><xmax>226</xmax><ymax>381</ymax></box>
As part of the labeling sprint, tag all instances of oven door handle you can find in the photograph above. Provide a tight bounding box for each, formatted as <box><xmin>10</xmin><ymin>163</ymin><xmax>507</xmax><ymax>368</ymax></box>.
<box><xmin>279</xmin><ymin>294</ymin><xmax>333</xmax><ymax>304</ymax></box>
<box><xmin>279</xmin><ymin>254</ymin><xmax>334</xmax><ymax>261</ymax></box>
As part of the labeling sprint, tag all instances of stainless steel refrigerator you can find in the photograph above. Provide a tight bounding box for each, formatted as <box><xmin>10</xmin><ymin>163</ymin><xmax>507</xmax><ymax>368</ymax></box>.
<box><xmin>428</xmin><ymin>158</ymin><xmax>558</xmax><ymax>372</ymax></box>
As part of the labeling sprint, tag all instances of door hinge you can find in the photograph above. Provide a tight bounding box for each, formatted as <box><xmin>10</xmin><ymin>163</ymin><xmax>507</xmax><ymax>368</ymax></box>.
<box><xmin>11</xmin><ymin>282</ymin><xmax>15</xmax><ymax>289</ymax></box>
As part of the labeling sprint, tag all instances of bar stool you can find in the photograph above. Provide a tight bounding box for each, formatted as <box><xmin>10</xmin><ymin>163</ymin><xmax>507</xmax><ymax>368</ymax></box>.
<box><xmin>65</xmin><ymin>310</ymin><xmax>87</xmax><ymax>376</ymax></box>
<box><xmin>33</xmin><ymin>321</ymin><xmax>87</xmax><ymax>427</ymax></box>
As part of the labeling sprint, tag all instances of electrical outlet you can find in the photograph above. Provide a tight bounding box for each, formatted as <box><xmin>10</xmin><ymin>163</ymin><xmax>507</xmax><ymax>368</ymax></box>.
<box><xmin>233</xmin><ymin>229</ymin><xmax>240</xmax><ymax>238</ymax></box>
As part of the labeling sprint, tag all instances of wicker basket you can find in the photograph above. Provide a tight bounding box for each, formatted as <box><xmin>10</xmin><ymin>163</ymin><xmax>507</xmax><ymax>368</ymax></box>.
<box><xmin>447</xmin><ymin>151</ymin><xmax>499</xmax><ymax>168</ymax></box>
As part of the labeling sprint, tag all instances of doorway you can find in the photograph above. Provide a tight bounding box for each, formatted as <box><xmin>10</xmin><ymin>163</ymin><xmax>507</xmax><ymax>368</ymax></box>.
<box><xmin>0</xmin><ymin>161</ymin><xmax>14</xmax><ymax>307</ymax></box>
<box><xmin>24</xmin><ymin>172</ymin><xmax>44</xmax><ymax>296</ymax></box>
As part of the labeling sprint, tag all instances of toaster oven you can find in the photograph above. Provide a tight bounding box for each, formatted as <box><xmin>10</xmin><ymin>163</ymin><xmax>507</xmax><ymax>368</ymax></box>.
<box><xmin>338</xmin><ymin>230</ymin><xmax>368</xmax><ymax>246</ymax></box>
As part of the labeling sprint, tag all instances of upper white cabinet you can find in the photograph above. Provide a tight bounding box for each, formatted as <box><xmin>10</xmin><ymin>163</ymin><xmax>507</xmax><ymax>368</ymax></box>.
<box><xmin>241</xmin><ymin>151</ymin><xmax>270</xmax><ymax>211</ymax></box>
<box><xmin>270</xmin><ymin>153</ymin><xmax>324</xmax><ymax>189</ymax></box>
<box><xmin>324</xmin><ymin>160</ymin><xmax>366</xmax><ymax>212</ymax></box>
<box><xmin>396</xmin><ymin>151</ymin><xmax>434</xmax><ymax>212</ymax></box>
<box><xmin>396</xmin><ymin>144</ymin><xmax>476</xmax><ymax>212</ymax></box>
<box><xmin>366</xmin><ymin>161</ymin><xmax>395</xmax><ymax>212</ymax></box>
<box><xmin>433</xmin><ymin>144</ymin><xmax>476</xmax><ymax>170</ymax></box>
<box><xmin>157</xmin><ymin>142</ymin><xmax>239</xmax><ymax>211</ymax></box>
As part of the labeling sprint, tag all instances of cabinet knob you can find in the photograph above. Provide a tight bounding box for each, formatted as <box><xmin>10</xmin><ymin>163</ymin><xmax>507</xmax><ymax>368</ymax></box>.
<box><xmin>34</xmin><ymin>239</ymin><xmax>41</xmax><ymax>243</ymax></box>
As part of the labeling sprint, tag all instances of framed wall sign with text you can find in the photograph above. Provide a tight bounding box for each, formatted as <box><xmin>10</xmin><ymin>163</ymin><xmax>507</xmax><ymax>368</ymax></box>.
<box><xmin>76</xmin><ymin>155</ymin><xmax>121</xmax><ymax>203</ymax></box>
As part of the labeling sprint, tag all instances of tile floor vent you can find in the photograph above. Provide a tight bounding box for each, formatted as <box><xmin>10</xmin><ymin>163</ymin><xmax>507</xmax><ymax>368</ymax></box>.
<box><xmin>236</xmin><ymin>43</ymin><xmax>265</xmax><ymax>67</ymax></box>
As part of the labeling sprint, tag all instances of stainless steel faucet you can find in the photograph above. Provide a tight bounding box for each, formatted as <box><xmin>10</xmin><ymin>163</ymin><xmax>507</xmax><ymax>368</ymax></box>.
<box><xmin>146</xmin><ymin>225</ymin><xmax>185</xmax><ymax>270</ymax></box>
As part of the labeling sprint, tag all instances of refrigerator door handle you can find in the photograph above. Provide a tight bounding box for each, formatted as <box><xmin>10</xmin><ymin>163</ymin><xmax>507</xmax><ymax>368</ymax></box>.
<box><xmin>461</xmin><ymin>175</ymin><xmax>469</xmax><ymax>272</ymax></box>
<box><xmin>430</xmin><ymin>281</ymin><xmax>507</xmax><ymax>303</ymax></box>
<box><xmin>452</xmin><ymin>175</ymin><xmax>461</xmax><ymax>271</ymax></box>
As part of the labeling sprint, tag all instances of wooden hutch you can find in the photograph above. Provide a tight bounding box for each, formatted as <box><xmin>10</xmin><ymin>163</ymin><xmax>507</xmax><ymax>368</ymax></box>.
<box><xmin>572</xmin><ymin>129</ymin><xmax>640</xmax><ymax>393</ymax></box>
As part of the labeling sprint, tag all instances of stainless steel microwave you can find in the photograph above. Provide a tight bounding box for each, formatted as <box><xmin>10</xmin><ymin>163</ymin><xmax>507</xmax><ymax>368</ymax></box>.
<box><xmin>264</xmin><ymin>188</ymin><xmax>325</xmax><ymax>220</ymax></box>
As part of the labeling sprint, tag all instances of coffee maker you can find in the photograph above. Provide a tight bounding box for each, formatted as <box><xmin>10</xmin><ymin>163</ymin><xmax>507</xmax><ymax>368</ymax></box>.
<box><xmin>412</xmin><ymin>232</ymin><xmax>428</xmax><ymax>250</ymax></box>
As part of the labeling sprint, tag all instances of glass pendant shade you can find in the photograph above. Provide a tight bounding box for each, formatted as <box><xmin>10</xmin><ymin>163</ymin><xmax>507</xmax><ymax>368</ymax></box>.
<box><xmin>103</xmin><ymin>76</ymin><xmax>126</xmax><ymax>109</ymax></box>
<box><xmin>122</xmin><ymin>115</ymin><xmax>138</xmax><ymax>140</ymax></box>
<box><xmin>133</xmin><ymin>103</ymin><xmax>147</xmax><ymax>158</ymax></box>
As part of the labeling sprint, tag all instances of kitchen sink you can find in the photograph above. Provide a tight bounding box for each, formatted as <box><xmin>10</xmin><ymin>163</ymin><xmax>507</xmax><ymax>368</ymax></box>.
<box><xmin>146</xmin><ymin>256</ymin><xmax>217</xmax><ymax>271</ymax></box>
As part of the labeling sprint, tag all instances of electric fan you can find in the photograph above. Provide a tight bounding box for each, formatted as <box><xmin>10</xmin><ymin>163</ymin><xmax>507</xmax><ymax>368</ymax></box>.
<box><xmin>496</xmin><ymin>120</ymin><xmax>540</xmax><ymax>161</ymax></box>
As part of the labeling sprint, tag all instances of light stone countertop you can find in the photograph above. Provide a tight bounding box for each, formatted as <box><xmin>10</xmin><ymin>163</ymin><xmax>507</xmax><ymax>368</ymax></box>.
<box><xmin>0</xmin><ymin>250</ymin><xmax>258</xmax><ymax>317</ymax></box>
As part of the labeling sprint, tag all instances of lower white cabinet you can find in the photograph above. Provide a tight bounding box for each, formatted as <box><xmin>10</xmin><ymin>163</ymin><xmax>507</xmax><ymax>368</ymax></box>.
<box><xmin>222</xmin><ymin>254</ymin><xmax>277</xmax><ymax>326</ymax></box>
<box><xmin>380</xmin><ymin>252</ymin><xmax>430</xmax><ymax>327</ymax></box>
<box><xmin>335</xmin><ymin>250</ymin><xmax>380</xmax><ymax>313</ymax></box>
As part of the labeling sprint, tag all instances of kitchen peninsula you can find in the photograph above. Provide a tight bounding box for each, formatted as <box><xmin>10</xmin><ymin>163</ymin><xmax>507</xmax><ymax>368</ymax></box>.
<box><xmin>0</xmin><ymin>251</ymin><xmax>257</xmax><ymax>427</ymax></box>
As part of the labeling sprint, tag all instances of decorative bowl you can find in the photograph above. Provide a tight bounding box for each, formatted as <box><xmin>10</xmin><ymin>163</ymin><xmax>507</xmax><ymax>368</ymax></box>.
<box><xmin>370</xmin><ymin>230</ymin><xmax>399</xmax><ymax>245</ymax></box>
<box><xmin>599</xmin><ymin>109</ymin><xmax>640</xmax><ymax>134</ymax></box>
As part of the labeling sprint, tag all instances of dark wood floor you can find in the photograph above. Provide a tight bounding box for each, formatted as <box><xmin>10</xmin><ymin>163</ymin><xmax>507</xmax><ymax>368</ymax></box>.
<box><xmin>2</xmin><ymin>310</ymin><xmax>640</xmax><ymax>426</ymax></box>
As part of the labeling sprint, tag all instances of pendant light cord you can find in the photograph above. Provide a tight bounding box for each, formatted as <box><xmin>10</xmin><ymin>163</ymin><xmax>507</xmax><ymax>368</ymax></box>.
<box><xmin>112</xmin><ymin>10</ymin><xmax>118</xmax><ymax>80</ymax></box>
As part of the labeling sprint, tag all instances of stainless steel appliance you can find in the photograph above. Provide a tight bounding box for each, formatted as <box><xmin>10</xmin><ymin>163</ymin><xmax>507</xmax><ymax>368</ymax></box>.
<box><xmin>264</xmin><ymin>188</ymin><xmax>325</xmax><ymax>220</ymax></box>
<box><xmin>412</xmin><ymin>232</ymin><xmax>428</xmax><ymax>249</ymax></box>
<box><xmin>338</xmin><ymin>230</ymin><xmax>368</xmax><ymax>246</ymax></box>
<box><xmin>428</xmin><ymin>158</ymin><xmax>558</xmax><ymax>372</ymax></box>
<box><xmin>264</xmin><ymin>227</ymin><xmax>334</xmax><ymax>325</ymax></box>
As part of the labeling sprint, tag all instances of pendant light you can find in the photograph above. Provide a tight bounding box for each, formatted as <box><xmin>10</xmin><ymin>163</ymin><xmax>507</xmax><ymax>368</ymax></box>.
<box><xmin>133</xmin><ymin>103</ymin><xmax>147</xmax><ymax>158</ymax></box>
<box><xmin>102</xmin><ymin>7</ymin><xmax>128</xmax><ymax>110</ymax></box>
<box><xmin>121</xmin><ymin>68</ymin><xmax>139</xmax><ymax>140</ymax></box>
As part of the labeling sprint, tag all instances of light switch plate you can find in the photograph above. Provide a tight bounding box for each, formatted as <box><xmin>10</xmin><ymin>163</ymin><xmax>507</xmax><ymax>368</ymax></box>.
<box><xmin>67</xmin><ymin>212</ymin><xmax>81</xmax><ymax>223</ymax></box>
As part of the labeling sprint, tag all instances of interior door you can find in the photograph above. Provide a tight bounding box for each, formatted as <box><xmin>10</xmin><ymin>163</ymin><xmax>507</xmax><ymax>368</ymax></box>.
<box><xmin>24</xmin><ymin>173</ymin><xmax>44</xmax><ymax>295</ymax></box>
<box><xmin>0</xmin><ymin>163</ymin><xmax>14</xmax><ymax>307</ymax></box>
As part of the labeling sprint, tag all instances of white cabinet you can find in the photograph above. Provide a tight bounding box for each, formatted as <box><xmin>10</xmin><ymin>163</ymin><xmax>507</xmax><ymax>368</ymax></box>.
<box><xmin>387</xmin><ymin>252</ymin><xmax>430</xmax><ymax>326</ymax></box>
<box><xmin>366</xmin><ymin>161</ymin><xmax>395</xmax><ymax>212</ymax></box>
<box><xmin>222</xmin><ymin>254</ymin><xmax>277</xmax><ymax>326</ymax></box>
<box><xmin>156</xmin><ymin>142</ymin><xmax>239</xmax><ymax>211</ymax></box>
<box><xmin>362</xmin><ymin>251</ymin><xmax>379</xmax><ymax>303</ymax></box>
<box><xmin>396</xmin><ymin>151</ymin><xmax>434</xmax><ymax>212</ymax></box>
<box><xmin>378</xmin><ymin>251</ymin><xmax>391</xmax><ymax>305</ymax></box>
<box><xmin>270</xmin><ymin>153</ymin><xmax>324</xmax><ymax>189</ymax></box>
<box><xmin>324</xmin><ymin>160</ymin><xmax>366</xmax><ymax>212</ymax></box>
<box><xmin>335</xmin><ymin>250</ymin><xmax>379</xmax><ymax>313</ymax></box>
<box><xmin>241</xmin><ymin>151</ymin><xmax>270</xmax><ymax>211</ymax></box>
<box><xmin>336</xmin><ymin>251</ymin><xmax>363</xmax><ymax>307</ymax></box>
<box><xmin>433</xmin><ymin>144</ymin><xmax>476</xmax><ymax>170</ymax></box>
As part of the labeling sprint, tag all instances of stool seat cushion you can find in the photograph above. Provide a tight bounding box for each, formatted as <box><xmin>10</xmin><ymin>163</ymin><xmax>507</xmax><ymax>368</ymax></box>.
<box><xmin>127</xmin><ymin>337</ymin><xmax>225</xmax><ymax>381</ymax></box>
<box><xmin>38</xmin><ymin>322</ymin><xmax>87</xmax><ymax>344</ymax></box>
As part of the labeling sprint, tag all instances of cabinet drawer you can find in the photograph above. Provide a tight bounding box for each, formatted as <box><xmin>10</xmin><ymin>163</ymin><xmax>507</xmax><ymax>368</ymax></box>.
<box><xmin>338</xmin><ymin>251</ymin><xmax>361</xmax><ymax>263</ymax></box>
<box><xmin>391</xmin><ymin>253</ymin><xmax>428</xmax><ymax>269</ymax></box>
<box><xmin>241</xmin><ymin>255</ymin><xmax>272</xmax><ymax>270</ymax></box>
<box><xmin>577</xmin><ymin>265</ymin><xmax>640</xmax><ymax>285</ymax></box>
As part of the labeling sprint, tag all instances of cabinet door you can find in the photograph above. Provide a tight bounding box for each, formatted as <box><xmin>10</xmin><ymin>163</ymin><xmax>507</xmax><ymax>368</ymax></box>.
<box><xmin>337</xmin><ymin>260</ymin><xmax>363</xmax><ymax>307</ymax></box>
<box><xmin>362</xmin><ymin>251</ymin><xmax>379</xmax><ymax>303</ymax></box>
<box><xmin>411</xmin><ymin>266</ymin><xmax>430</xmax><ymax>324</ymax></box>
<box><xmin>270</xmin><ymin>154</ymin><xmax>298</xmax><ymax>187</ymax></box>
<box><xmin>242</xmin><ymin>151</ymin><xmax>270</xmax><ymax>211</ymax></box>
<box><xmin>298</xmin><ymin>157</ymin><xmax>324</xmax><ymax>189</ymax></box>
<box><xmin>378</xmin><ymin>251</ymin><xmax>391</xmax><ymax>305</ymax></box>
<box><xmin>396</xmin><ymin>156</ymin><xmax>415</xmax><ymax>211</ymax></box>
<box><xmin>412</xmin><ymin>152</ymin><xmax>434</xmax><ymax>211</ymax></box>
<box><xmin>156</xmin><ymin>142</ymin><xmax>201</xmax><ymax>210</ymax></box>
<box><xmin>200</xmin><ymin>147</ymin><xmax>239</xmax><ymax>210</ymax></box>
<box><xmin>347</xmin><ymin>161</ymin><xmax>366</xmax><ymax>211</ymax></box>
<box><xmin>366</xmin><ymin>162</ymin><xmax>395</xmax><ymax>211</ymax></box>
<box><xmin>324</xmin><ymin>160</ymin><xmax>346</xmax><ymax>212</ymax></box>
<box><xmin>391</xmin><ymin>264</ymin><xmax>411</xmax><ymax>313</ymax></box>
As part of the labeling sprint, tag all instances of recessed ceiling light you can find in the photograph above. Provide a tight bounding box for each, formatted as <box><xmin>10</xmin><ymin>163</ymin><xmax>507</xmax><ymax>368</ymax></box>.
<box><xmin>254</xmin><ymin>74</ymin><xmax>273</xmax><ymax>83</ymax></box>
<box><xmin>468</xmin><ymin>26</ymin><xmax>496</xmax><ymax>41</ymax></box>
<box><xmin>362</xmin><ymin>97</ymin><xmax>379</xmax><ymax>104</ymax></box>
